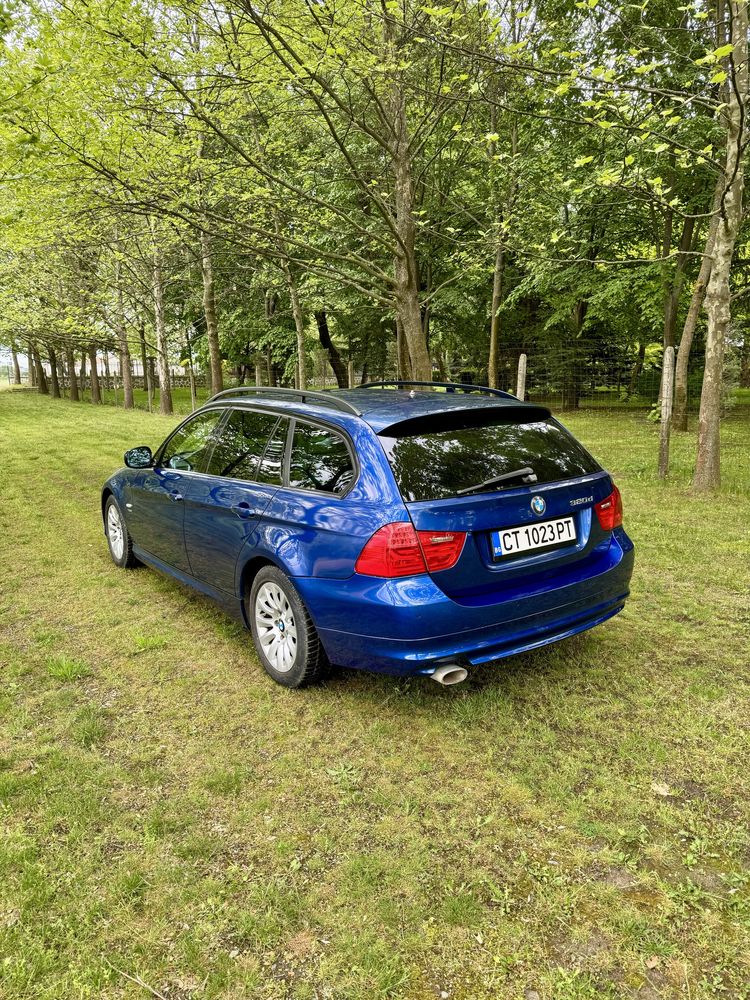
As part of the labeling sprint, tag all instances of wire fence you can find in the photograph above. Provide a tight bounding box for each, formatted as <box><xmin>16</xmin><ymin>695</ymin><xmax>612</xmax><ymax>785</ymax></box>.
<box><xmin>0</xmin><ymin>354</ymin><xmax>708</xmax><ymax>415</ymax></box>
<box><xmin>5</xmin><ymin>349</ymin><xmax>748</xmax><ymax>429</ymax></box>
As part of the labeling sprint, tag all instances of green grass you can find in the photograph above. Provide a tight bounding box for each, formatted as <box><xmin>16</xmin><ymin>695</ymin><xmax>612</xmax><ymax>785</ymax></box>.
<box><xmin>93</xmin><ymin>384</ymin><xmax>211</xmax><ymax>414</ymax></box>
<box><xmin>1</xmin><ymin>388</ymin><xmax>749</xmax><ymax>999</ymax></box>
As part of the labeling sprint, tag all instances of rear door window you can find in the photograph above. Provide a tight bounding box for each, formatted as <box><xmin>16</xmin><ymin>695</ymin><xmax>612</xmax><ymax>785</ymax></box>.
<box><xmin>379</xmin><ymin>416</ymin><xmax>600</xmax><ymax>502</ymax></box>
<box><xmin>288</xmin><ymin>421</ymin><xmax>355</xmax><ymax>495</ymax></box>
<box><xmin>206</xmin><ymin>409</ymin><xmax>282</xmax><ymax>482</ymax></box>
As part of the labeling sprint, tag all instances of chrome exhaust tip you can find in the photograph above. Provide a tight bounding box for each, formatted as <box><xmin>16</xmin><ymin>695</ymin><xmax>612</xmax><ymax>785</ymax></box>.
<box><xmin>430</xmin><ymin>664</ymin><xmax>469</xmax><ymax>686</ymax></box>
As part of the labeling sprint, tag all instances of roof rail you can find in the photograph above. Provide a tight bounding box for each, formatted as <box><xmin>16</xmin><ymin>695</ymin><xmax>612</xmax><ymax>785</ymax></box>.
<box><xmin>206</xmin><ymin>385</ymin><xmax>362</xmax><ymax>416</ymax></box>
<box><xmin>356</xmin><ymin>380</ymin><xmax>514</xmax><ymax>399</ymax></box>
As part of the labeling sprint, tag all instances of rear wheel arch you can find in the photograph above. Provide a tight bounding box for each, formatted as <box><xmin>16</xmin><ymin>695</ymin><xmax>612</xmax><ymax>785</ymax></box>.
<box><xmin>239</xmin><ymin>555</ymin><xmax>279</xmax><ymax>610</ymax></box>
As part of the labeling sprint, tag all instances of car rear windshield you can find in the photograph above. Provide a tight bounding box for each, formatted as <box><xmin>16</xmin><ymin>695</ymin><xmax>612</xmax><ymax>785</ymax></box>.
<box><xmin>378</xmin><ymin>413</ymin><xmax>601</xmax><ymax>502</ymax></box>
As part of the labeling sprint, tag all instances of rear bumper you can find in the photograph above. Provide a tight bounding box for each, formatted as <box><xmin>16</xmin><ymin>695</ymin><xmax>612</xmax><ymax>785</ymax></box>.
<box><xmin>296</xmin><ymin>529</ymin><xmax>634</xmax><ymax>676</ymax></box>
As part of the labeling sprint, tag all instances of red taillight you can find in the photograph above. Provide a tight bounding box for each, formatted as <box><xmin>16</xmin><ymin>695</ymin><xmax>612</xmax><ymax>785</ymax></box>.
<box><xmin>355</xmin><ymin>522</ymin><xmax>466</xmax><ymax>577</ymax></box>
<box><xmin>355</xmin><ymin>522</ymin><xmax>427</xmax><ymax>577</ymax></box>
<box><xmin>595</xmin><ymin>485</ymin><xmax>623</xmax><ymax>531</ymax></box>
<box><xmin>417</xmin><ymin>529</ymin><xmax>466</xmax><ymax>572</ymax></box>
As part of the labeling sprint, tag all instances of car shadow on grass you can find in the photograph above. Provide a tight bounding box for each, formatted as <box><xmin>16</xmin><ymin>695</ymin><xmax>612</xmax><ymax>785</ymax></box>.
<box><xmin>323</xmin><ymin>628</ymin><xmax>607</xmax><ymax>706</ymax></box>
<box><xmin>118</xmin><ymin>554</ymin><xmax>625</xmax><ymax>723</ymax></box>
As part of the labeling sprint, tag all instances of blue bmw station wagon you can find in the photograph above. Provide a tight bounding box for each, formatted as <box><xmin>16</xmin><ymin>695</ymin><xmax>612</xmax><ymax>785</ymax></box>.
<box><xmin>102</xmin><ymin>382</ymin><xmax>634</xmax><ymax>688</ymax></box>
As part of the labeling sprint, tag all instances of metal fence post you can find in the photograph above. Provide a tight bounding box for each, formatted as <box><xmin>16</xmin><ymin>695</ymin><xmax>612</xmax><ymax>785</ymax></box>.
<box><xmin>516</xmin><ymin>353</ymin><xmax>527</xmax><ymax>400</ymax></box>
<box><xmin>658</xmin><ymin>345</ymin><xmax>675</xmax><ymax>480</ymax></box>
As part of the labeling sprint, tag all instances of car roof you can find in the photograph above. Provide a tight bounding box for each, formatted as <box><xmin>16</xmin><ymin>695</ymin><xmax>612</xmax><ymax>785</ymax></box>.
<box><xmin>206</xmin><ymin>387</ymin><xmax>550</xmax><ymax>434</ymax></box>
<box><xmin>330</xmin><ymin>390</ymin><xmax>550</xmax><ymax>432</ymax></box>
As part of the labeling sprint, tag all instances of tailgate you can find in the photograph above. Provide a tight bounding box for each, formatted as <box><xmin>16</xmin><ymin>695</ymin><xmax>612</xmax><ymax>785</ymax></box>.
<box><xmin>407</xmin><ymin>472</ymin><xmax>613</xmax><ymax>600</ymax></box>
<box><xmin>377</xmin><ymin>408</ymin><xmax>615</xmax><ymax>601</ymax></box>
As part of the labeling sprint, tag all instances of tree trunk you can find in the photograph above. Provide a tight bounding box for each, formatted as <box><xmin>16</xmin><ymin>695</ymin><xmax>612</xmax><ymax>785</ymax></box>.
<box><xmin>396</xmin><ymin>317</ymin><xmax>410</xmax><ymax>380</ymax></box>
<box><xmin>29</xmin><ymin>341</ymin><xmax>37</xmax><ymax>386</ymax></box>
<box><xmin>148</xmin><ymin>357</ymin><xmax>156</xmax><ymax>410</ymax></box>
<box><xmin>138</xmin><ymin>321</ymin><xmax>152</xmax><ymax>412</ymax></box>
<box><xmin>114</xmin><ymin>279</ymin><xmax>134</xmax><ymax>409</ymax></box>
<box><xmin>663</xmin><ymin>216</ymin><xmax>696</xmax><ymax>350</ymax></box>
<box><xmin>89</xmin><ymin>344</ymin><xmax>101</xmax><ymax>404</ymax></box>
<box><xmin>66</xmin><ymin>346</ymin><xmax>79</xmax><ymax>401</ymax></box>
<box><xmin>10</xmin><ymin>344</ymin><xmax>21</xmax><ymax>384</ymax></box>
<box><xmin>265</xmin><ymin>348</ymin><xmax>276</xmax><ymax>387</ymax></box>
<box><xmin>269</xmin><ymin>215</ymin><xmax>307</xmax><ymax>390</ymax></box>
<box><xmin>694</xmin><ymin>0</ymin><xmax>748</xmax><ymax>491</ymax></box>
<box><xmin>561</xmin><ymin>380</ymin><xmax>581</xmax><ymax>411</ymax></box>
<box><xmin>488</xmin><ymin>245</ymin><xmax>505</xmax><ymax>389</ymax></box>
<box><xmin>33</xmin><ymin>348</ymin><xmax>48</xmax><ymax>394</ymax></box>
<box><xmin>279</xmin><ymin>259</ymin><xmax>306</xmax><ymax>389</ymax></box>
<box><xmin>421</xmin><ymin>259</ymin><xmax>432</xmax><ymax>349</ymax></box>
<box><xmin>103</xmin><ymin>349</ymin><xmax>111</xmax><ymax>393</ymax></box>
<box><xmin>392</xmin><ymin>185</ymin><xmax>430</xmax><ymax>380</ymax></box>
<box><xmin>290</xmin><ymin>283</ymin><xmax>307</xmax><ymax>389</ymax></box>
<box><xmin>188</xmin><ymin>359</ymin><xmax>197</xmax><ymax>411</ymax></box>
<box><xmin>387</xmin><ymin>20</ymin><xmax>431</xmax><ymax>382</ymax></box>
<box><xmin>673</xmin><ymin>276</ymin><xmax>710</xmax><ymax>432</ymax></box>
<box><xmin>628</xmin><ymin>340</ymin><xmax>646</xmax><ymax>397</ymax></box>
<box><xmin>435</xmin><ymin>349</ymin><xmax>448</xmax><ymax>382</ymax></box>
<box><xmin>119</xmin><ymin>334</ymin><xmax>134</xmax><ymax>409</ymax></box>
<box><xmin>487</xmin><ymin>116</ymin><xmax>517</xmax><ymax>391</ymax></box>
<box><xmin>200</xmin><ymin>229</ymin><xmax>223</xmax><ymax>395</ymax></box>
<box><xmin>47</xmin><ymin>345</ymin><xmax>61</xmax><ymax>398</ymax></box>
<box><xmin>314</xmin><ymin>310</ymin><xmax>348</xmax><ymax>388</ymax></box>
<box><xmin>674</xmin><ymin>185</ymin><xmax>723</xmax><ymax>430</ymax></box>
<box><xmin>152</xmin><ymin>236</ymin><xmax>173</xmax><ymax>415</ymax></box>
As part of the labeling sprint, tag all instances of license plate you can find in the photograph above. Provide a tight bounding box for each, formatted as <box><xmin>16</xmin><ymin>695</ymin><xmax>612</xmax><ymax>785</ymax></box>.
<box><xmin>491</xmin><ymin>516</ymin><xmax>576</xmax><ymax>559</ymax></box>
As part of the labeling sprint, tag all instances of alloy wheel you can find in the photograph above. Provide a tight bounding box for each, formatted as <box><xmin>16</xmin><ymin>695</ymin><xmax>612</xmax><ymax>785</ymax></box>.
<box><xmin>254</xmin><ymin>582</ymin><xmax>298</xmax><ymax>673</ymax></box>
<box><xmin>107</xmin><ymin>504</ymin><xmax>125</xmax><ymax>560</ymax></box>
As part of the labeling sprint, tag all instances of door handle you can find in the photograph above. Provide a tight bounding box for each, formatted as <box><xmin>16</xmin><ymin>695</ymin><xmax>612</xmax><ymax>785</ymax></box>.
<box><xmin>169</xmin><ymin>490</ymin><xmax>183</xmax><ymax>502</ymax></box>
<box><xmin>232</xmin><ymin>501</ymin><xmax>256</xmax><ymax>519</ymax></box>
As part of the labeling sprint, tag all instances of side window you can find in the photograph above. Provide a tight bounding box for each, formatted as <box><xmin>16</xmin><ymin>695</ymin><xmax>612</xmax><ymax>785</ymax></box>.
<box><xmin>257</xmin><ymin>419</ymin><xmax>289</xmax><ymax>485</ymax></box>
<box><xmin>288</xmin><ymin>422</ymin><xmax>355</xmax><ymax>495</ymax></box>
<box><xmin>159</xmin><ymin>411</ymin><xmax>224</xmax><ymax>473</ymax></box>
<box><xmin>206</xmin><ymin>409</ymin><xmax>281</xmax><ymax>481</ymax></box>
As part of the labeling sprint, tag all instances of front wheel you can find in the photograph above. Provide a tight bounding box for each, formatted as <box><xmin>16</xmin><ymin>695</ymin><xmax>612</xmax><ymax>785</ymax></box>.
<box><xmin>104</xmin><ymin>496</ymin><xmax>137</xmax><ymax>568</ymax></box>
<box><xmin>248</xmin><ymin>566</ymin><xmax>329</xmax><ymax>688</ymax></box>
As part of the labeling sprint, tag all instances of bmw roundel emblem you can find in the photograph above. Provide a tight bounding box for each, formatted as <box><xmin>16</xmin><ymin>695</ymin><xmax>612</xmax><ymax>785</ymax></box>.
<box><xmin>530</xmin><ymin>495</ymin><xmax>546</xmax><ymax>516</ymax></box>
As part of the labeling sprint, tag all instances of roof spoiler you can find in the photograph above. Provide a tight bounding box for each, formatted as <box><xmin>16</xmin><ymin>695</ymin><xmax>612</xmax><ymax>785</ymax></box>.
<box><xmin>377</xmin><ymin>403</ymin><xmax>552</xmax><ymax>437</ymax></box>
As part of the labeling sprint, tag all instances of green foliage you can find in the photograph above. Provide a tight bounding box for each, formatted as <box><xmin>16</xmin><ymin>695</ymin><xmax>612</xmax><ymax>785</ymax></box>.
<box><xmin>0</xmin><ymin>0</ymin><xmax>745</xmax><ymax>400</ymax></box>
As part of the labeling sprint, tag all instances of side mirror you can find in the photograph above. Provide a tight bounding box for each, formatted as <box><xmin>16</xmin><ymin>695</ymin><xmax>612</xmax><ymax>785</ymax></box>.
<box><xmin>124</xmin><ymin>446</ymin><xmax>153</xmax><ymax>469</ymax></box>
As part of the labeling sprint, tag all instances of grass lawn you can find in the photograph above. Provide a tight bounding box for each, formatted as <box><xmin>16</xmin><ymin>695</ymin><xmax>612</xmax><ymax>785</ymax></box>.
<box><xmin>1</xmin><ymin>388</ymin><xmax>749</xmax><ymax>1000</ymax></box>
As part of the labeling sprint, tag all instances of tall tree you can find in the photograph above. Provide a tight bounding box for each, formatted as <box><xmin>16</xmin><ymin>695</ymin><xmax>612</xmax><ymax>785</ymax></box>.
<box><xmin>695</xmin><ymin>1</ymin><xmax>749</xmax><ymax>490</ymax></box>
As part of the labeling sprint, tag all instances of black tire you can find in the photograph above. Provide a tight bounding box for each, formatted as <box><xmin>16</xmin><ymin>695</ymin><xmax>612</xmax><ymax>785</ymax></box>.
<box><xmin>248</xmin><ymin>566</ymin><xmax>329</xmax><ymax>688</ymax></box>
<box><xmin>104</xmin><ymin>496</ymin><xmax>137</xmax><ymax>568</ymax></box>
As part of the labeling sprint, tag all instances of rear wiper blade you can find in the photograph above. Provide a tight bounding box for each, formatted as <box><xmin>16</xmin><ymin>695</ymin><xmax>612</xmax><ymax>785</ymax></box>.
<box><xmin>455</xmin><ymin>466</ymin><xmax>537</xmax><ymax>497</ymax></box>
